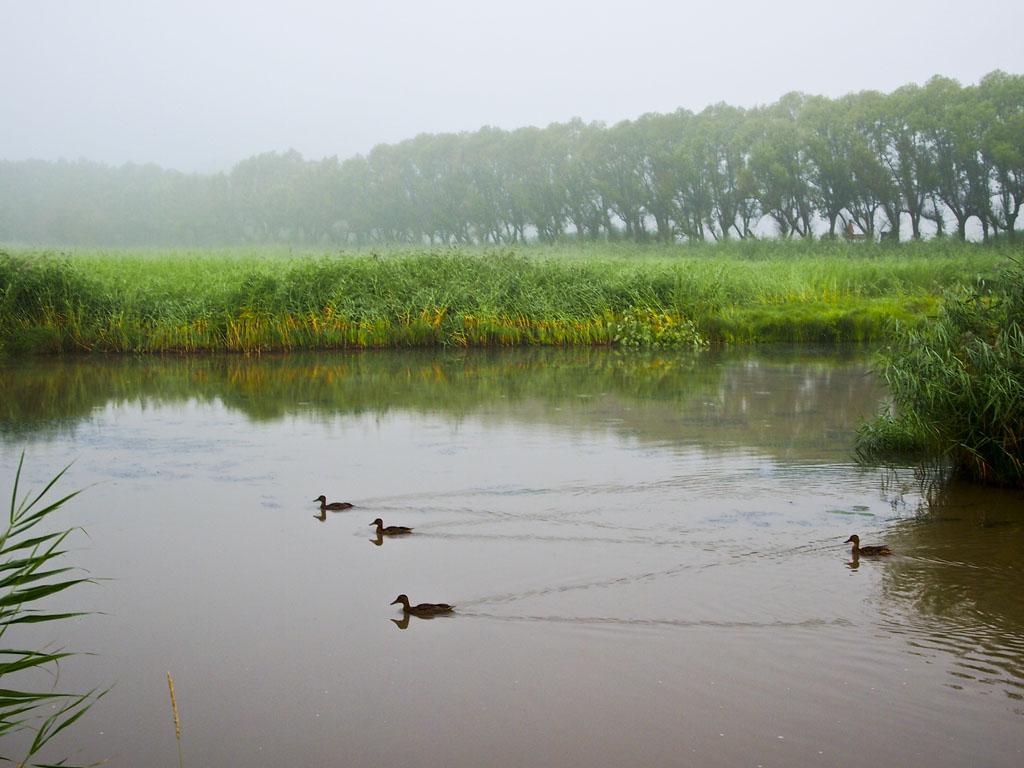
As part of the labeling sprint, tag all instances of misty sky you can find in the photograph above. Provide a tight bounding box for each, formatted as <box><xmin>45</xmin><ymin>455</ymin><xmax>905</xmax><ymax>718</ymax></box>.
<box><xmin>3</xmin><ymin>0</ymin><xmax>1022</xmax><ymax>173</ymax></box>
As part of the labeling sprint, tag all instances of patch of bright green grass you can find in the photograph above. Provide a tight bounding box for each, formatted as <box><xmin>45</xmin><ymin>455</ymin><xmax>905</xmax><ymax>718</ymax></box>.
<box><xmin>0</xmin><ymin>241</ymin><xmax>1010</xmax><ymax>354</ymax></box>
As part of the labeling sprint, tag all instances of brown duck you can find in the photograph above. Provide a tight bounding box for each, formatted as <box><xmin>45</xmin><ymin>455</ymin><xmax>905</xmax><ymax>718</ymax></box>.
<box><xmin>314</xmin><ymin>495</ymin><xmax>354</xmax><ymax>511</ymax></box>
<box><xmin>391</xmin><ymin>594</ymin><xmax>455</xmax><ymax>615</ymax></box>
<box><xmin>371</xmin><ymin>518</ymin><xmax>413</xmax><ymax>536</ymax></box>
<box><xmin>845</xmin><ymin>534</ymin><xmax>892</xmax><ymax>556</ymax></box>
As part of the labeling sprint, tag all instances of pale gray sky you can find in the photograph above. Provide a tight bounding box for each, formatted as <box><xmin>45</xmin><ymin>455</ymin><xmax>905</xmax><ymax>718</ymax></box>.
<box><xmin>2</xmin><ymin>0</ymin><xmax>1021</xmax><ymax>172</ymax></box>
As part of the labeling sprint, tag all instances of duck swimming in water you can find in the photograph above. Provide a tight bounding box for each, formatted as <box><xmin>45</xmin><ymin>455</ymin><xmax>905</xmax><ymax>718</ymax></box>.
<box><xmin>391</xmin><ymin>594</ymin><xmax>455</xmax><ymax>615</ymax></box>
<box><xmin>371</xmin><ymin>518</ymin><xmax>413</xmax><ymax>536</ymax></box>
<box><xmin>313</xmin><ymin>495</ymin><xmax>354</xmax><ymax>511</ymax></box>
<box><xmin>845</xmin><ymin>534</ymin><xmax>892</xmax><ymax>556</ymax></box>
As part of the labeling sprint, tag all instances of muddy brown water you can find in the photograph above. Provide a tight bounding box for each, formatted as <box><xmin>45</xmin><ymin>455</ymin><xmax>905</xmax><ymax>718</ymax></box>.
<box><xmin>2</xmin><ymin>347</ymin><xmax>1022</xmax><ymax>767</ymax></box>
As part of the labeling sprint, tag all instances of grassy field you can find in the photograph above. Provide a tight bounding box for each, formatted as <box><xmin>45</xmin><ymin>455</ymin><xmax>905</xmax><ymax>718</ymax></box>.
<box><xmin>0</xmin><ymin>239</ymin><xmax>1016</xmax><ymax>354</ymax></box>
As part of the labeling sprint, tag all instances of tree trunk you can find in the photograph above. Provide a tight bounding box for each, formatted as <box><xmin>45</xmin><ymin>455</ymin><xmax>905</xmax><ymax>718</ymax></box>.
<box><xmin>826</xmin><ymin>212</ymin><xmax>838</xmax><ymax>238</ymax></box>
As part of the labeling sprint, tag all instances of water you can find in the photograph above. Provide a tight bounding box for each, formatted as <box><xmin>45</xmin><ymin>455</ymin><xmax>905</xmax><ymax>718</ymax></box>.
<box><xmin>2</xmin><ymin>347</ymin><xmax>1022</xmax><ymax>767</ymax></box>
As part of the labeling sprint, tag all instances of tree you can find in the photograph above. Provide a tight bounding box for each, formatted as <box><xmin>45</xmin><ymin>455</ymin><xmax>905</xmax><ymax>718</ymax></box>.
<box><xmin>504</xmin><ymin>125</ymin><xmax>568</xmax><ymax>242</ymax></box>
<box><xmin>561</xmin><ymin>119</ymin><xmax>611</xmax><ymax>241</ymax></box>
<box><xmin>461</xmin><ymin>126</ymin><xmax>515</xmax><ymax>243</ymax></box>
<box><xmin>846</xmin><ymin>90</ymin><xmax>902</xmax><ymax>241</ymax></box>
<box><xmin>635</xmin><ymin>110</ymin><xmax>690</xmax><ymax>242</ymax></box>
<box><xmin>872</xmin><ymin>84</ymin><xmax>940</xmax><ymax>240</ymax></box>
<box><xmin>921</xmin><ymin>77</ymin><xmax>993</xmax><ymax>241</ymax></box>
<box><xmin>589</xmin><ymin>119</ymin><xmax>649</xmax><ymax>241</ymax></box>
<box><xmin>695</xmin><ymin>104</ymin><xmax>758</xmax><ymax>240</ymax></box>
<box><xmin>801</xmin><ymin>94</ymin><xmax>858</xmax><ymax>238</ymax></box>
<box><xmin>229</xmin><ymin>149</ymin><xmax>309</xmax><ymax>242</ymax></box>
<box><xmin>978</xmin><ymin>70</ymin><xmax>1024</xmax><ymax>241</ymax></box>
<box><xmin>748</xmin><ymin>96</ymin><xmax>815</xmax><ymax>237</ymax></box>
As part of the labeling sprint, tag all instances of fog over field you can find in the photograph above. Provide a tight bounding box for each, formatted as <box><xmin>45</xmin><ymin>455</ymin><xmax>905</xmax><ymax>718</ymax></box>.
<box><xmin>2</xmin><ymin>0</ymin><xmax>1021</xmax><ymax>172</ymax></box>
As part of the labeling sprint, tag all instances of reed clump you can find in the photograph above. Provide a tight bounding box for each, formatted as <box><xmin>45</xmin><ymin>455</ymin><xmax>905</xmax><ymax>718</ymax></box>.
<box><xmin>857</xmin><ymin>258</ymin><xmax>1024</xmax><ymax>486</ymax></box>
<box><xmin>0</xmin><ymin>242</ymin><xmax>1007</xmax><ymax>354</ymax></box>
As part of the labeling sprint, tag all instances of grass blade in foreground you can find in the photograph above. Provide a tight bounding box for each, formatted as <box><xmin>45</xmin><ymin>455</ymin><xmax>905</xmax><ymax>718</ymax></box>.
<box><xmin>0</xmin><ymin>452</ymin><xmax>108</xmax><ymax>767</ymax></box>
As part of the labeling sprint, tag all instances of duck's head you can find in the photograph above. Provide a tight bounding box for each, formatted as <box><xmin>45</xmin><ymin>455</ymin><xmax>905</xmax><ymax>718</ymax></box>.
<box><xmin>313</xmin><ymin>495</ymin><xmax>327</xmax><ymax>503</ymax></box>
<box><xmin>370</xmin><ymin>518</ymin><xmax>385</xmax><ymax>527</ymax></box>
<box><xmin>844</xmin><ymin>535</ymin><xmax>860</xmax><ymax>545</ymax></box>
<box><xmin>390</xmin><ymin>594</ymin><xmax>410</xmax><ymax>607</ymax></box>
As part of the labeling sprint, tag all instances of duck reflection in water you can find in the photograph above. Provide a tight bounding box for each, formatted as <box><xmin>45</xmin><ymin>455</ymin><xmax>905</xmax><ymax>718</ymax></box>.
<box><xmin>371</xmin><ymin>518</ymin><xmax>413</xmax><ymax>536</ymax></box>
<box><xmin>844</xmin><ymin>534</ymin><xmax>892</xmax><ymax>557</ymax></box>
<box><xmin>844</xmin><ymin>534</ymin><xmax>893</xmax><ymax>570</ymax></box>
<box><xmin>389</xmin><ymin>595</ymin><xmax>455</xmax><ymax>629</ymax></box>
<box><xmin>313</xmin><ymin>495</ymin><xmax>354</xmax><ymax>513</ymax></box>
<box><xmin>391</xmin><ymin>594</ymin><xmax>455</xmax><ymax>616</ymax></box>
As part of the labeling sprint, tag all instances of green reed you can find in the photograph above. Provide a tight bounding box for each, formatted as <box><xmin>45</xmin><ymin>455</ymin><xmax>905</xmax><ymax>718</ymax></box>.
<box><xmin>1</xmin><ymin>453</ymin><xmax>108</xmax><ymax>767</ymax></box>
<box><xmin>0</xmin><ymin>241</ymin><xmax>1009</xmax><ymax>354</ymax></box>
<box><xmin>857</xmin><ymin>258</ymin><xmax>1024</xmax><ymax>486</ymax></box>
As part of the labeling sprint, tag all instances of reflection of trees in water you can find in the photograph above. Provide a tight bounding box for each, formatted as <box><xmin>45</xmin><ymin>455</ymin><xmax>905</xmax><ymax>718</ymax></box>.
<box><xmin>2</xmin><ymin>346</ymin><xmax>879</xmax><ymax>461</ymax></box>
<box><xmin>875</xmin><ymin>467</ymin><xmax>1024</xmax><ymax>701</ymax></box>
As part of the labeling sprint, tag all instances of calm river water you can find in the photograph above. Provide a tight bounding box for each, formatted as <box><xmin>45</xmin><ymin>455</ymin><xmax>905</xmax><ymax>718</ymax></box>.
<box><xmin>1</xmin><ymin>347</ymin><xmax>1022</xmax><ymax>767</ymax></box>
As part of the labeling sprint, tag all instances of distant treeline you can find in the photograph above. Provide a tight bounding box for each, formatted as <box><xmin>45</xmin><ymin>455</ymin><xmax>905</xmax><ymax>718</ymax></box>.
<box><xmin>1</xmin><ymin>71</ymin><xmax>1021</xmax><ymax>247</ymax></box>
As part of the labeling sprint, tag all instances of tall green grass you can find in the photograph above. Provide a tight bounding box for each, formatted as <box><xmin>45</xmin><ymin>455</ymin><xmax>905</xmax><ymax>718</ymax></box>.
<box><xmin>857</xmin><ymin>258</ymin><xmax>1024</xmax><ymax>486</ymax></box>
<box><xmin>1</xmin><ymin>454</ymin><xmax>107</xmax><ymax>767</ymax></box>
<box><xmin>0</xmin><ymin>241</ymin><xmax>1010</xmax><ymax>354</ymax></box>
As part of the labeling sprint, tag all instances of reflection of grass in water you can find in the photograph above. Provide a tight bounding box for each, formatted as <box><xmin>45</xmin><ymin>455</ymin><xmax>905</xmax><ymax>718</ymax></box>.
<box><xmin>0</xmin><ymin>347</ymin><xmax>717</xmax><ymax>422</ymax></box>
<box><xmin>0</xmin><ymin>243</ymin><xmax>1003</xmax><ymax>353</ymax></box>
<box><xmin>0</xmin><ymin>453</ymin><xmax>108</xmax><ymax>767</ymax></box>
<box><xmin>0</xmin><ymin>346</ymin><xmax>884</xmax><ymax>465</ymax></box>
<box><xmin>0</xmin><ymin>348</ymin><xmax>722</xmax><ymax>428</ymax></box>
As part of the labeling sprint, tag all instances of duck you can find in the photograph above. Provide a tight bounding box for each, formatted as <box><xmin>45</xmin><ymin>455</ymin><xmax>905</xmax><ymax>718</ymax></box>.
<box><xmin>313</xmin><ymin>495</ymin><xmax>354</xmax><ymax>511</ymax></box>
<box><xmin>844</xmin><ymin>534</ymin><xmax>892</xmax><ymax>556</ymax></box>
<box><xmin>390</xmin><ymin>594</ymin><xmax>455</xmax><ymax>615</ymax></box>
<box><xmin>371</xmin><ymin>518</ymin><xmax>413</xmax><ymax>536</ymax></box>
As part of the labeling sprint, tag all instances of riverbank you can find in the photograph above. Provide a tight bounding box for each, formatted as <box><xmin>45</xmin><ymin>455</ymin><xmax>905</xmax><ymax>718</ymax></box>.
<box><xmin>0</xmin><ymin>240</ymin><xmax>1012</xmax><ymax>354</ymax></box>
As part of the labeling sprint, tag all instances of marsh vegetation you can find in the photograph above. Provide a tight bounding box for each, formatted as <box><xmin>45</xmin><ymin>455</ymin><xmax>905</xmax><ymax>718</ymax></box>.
<box><xmin>858</xmin><ymin>257</ymin><xmax>1024</xmax><ymax>486</ymax></box>
<box><xmin>0</xmin><ymin>240</ymin><xmax>1009</xmax><ymax>355</ymax></box>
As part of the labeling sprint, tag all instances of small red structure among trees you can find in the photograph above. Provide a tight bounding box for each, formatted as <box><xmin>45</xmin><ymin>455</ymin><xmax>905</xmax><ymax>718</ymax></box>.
<box><xmin>844</xmin><ymin>221</ymin><xmax>869</xmax><ymax>241</ymax></box>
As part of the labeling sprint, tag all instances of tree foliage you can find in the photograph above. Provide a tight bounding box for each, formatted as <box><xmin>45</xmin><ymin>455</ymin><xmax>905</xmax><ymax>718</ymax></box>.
<box><xmin>1</xmin><ymin>71</ymin><xmax>1022</xmax><ymax>247</ymax></box>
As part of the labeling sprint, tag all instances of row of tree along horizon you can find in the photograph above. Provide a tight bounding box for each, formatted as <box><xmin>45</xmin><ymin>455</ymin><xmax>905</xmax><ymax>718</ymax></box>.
<box><xmin>1</xmin><ymin>71</ymin><xmax>1021</xmax><ymax>248</ymax></box>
